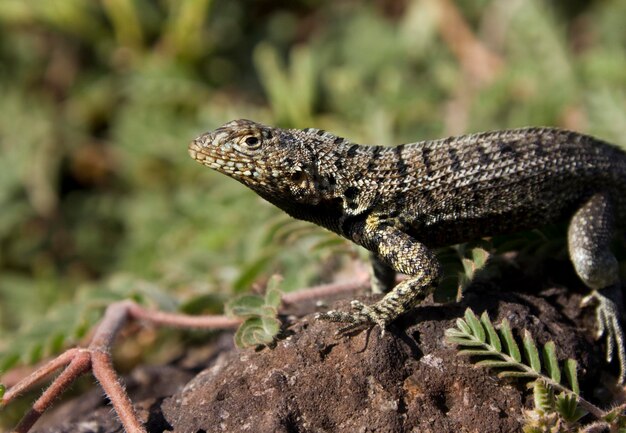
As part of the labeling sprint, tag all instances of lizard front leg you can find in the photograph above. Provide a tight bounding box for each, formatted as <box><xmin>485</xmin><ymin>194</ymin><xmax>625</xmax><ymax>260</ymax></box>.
<box><xmin>317</xmin><ymin>218</ymin><xmax>442</xmax><ymax>332</ymax></box>
<box><xmin>568</xmin><ymin>191</ymin><xmax>626</xmax><ymax>383</ymax></box>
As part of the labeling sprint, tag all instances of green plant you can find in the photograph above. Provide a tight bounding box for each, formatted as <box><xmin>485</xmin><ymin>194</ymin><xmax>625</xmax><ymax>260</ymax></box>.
<box><xmin>523</xmin><ymin>380</ymin><xmax>586</xmax><ymax>433</ymax></box>
<box><xmin>446</xmin><ymin>308</ymin><xmax>626</xmax><ymax>431</ymax></box>
<box><xmin>2</xmin><ymin>0</ymin><xmax>626</xmax><ymax>427</ymax></box>
<box><xmin>225</xmin><ymin>275</ymin><xmax>283</xmax><ymax>348</ymax></box>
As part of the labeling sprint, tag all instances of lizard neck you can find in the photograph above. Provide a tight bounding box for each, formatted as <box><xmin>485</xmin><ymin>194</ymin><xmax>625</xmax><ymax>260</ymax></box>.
<box><xmin>256</xmin><ymin>188</ymin><xmax>346</xmax><ymax>235</ymax></box>
<box><xmin>321</xmin><ymin>142</ymin><xmax>409</xmax><ymax>217</ymax></box>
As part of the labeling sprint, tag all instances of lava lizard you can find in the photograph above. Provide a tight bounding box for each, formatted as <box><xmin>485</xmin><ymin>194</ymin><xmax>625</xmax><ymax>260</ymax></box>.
<box><xmin>189</xmin><ymin>119</ymin><xmax>626</xmax><ymax>382</ymax></box>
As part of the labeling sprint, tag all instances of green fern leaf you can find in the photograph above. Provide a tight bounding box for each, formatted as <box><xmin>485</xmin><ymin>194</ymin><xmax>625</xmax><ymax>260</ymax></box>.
<box><xmin>456</xmin><ymin>317</ymin><xmax>472</xmax><ymax>335</ymax></box>
<box><xmin>556</xmin><ymin>393</ymin><xmax>587</xmax><ymax>423</ymax></box>
<box><xmin>444</xmin><ymin>328</ymin><xmax>470</xmax><ymax>339</ymax></box>
<box><xmin>447</xmin><ymin>310</ymin><xmax>594</xmax><ymax>428</ymax></box>
<box><xmin>475</xmin><ymin>360</ymin><xmax>517</xmax><ymax>369</ymax></box>
<box><xmin>457</xmin><ymin>349</ymin><xmax>497</xmax><ymax>357</ymax></box>
<box><xmin>464</xmin><ymin>308</ymin><xmax>486</xmax><ymax>343</ymax></box>
<box><xmin>522</xmin><ymin>329</ymin><xmax>542</xmax><ymax>373</ymax></box>
<box><xmin>542</xmin><ymin>341</ymin><xmax>561</xmax><ymax>383</ymax></box>
<box><xmin>480</xmin><ymin>311</ymin><xmax>501</xmax><ymax>352</ymax></box>
<box><xmin>500</xmin><ymin>319</ymin><xmax>522</xmax><ymax>362</ymax></box>
<box><xmin>532</xmin><ymin>380</ymin><xmax>553</xmax><ymax>412</ymax></box>
<box><xmin>445</xmin><ymin>337</ymin><xmax>486</xmax><ymax>347</ymax></box>
<box><xmin>497</xmin><ymin>371</ymin><xmax>539</xmax><ymax>379</ymax></box>
<box><xmin>564</xmin><ymin>359</ymin><xmax>579</xmax><ymax>395</ymax></box>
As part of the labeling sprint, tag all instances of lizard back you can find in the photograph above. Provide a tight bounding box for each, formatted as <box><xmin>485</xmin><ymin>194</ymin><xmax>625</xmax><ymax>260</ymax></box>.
<box><xmin>342</xmin><ymin>128</ymin><xmax>626</xmax><ymax>247</ymax></box>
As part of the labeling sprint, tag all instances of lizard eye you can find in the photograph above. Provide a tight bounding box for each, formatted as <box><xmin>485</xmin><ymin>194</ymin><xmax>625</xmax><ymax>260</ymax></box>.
<box><xmin>244</xmin><ymin>136</ymin><xmax>260</xmax><ymax>147</ymax></box>
<box><xmin>232</xmin><ymin>133</ymin><xmax>263</xmax><ymax>155</ymax></box>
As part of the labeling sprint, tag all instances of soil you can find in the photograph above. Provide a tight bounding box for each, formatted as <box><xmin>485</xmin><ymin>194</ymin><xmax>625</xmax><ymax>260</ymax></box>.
<box><xmin>29</xmin><ymin>256</ymin><xmax>620</xmax><ymax>433</ymax></box>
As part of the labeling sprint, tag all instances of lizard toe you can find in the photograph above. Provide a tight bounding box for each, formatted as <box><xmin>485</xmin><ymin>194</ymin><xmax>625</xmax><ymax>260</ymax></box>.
<box><xmin>348</xmin><ymin>300</ymin><xmax>388</xmax><ymax>330</ymax></box>
<box><xmin>592</xmin><ymin>292</ymin><xmax>626</xmax><ymax>383</ymax></box>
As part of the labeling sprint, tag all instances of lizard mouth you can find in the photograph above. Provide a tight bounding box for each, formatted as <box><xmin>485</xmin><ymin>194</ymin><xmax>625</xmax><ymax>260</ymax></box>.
<box><xmin>188</xmin><ymin>132</ymin><xmax>214</xmax><ymax>163</ymax></box>
<box><xmin>188</xmin><ymin>131</ymin><xmax>249</xmax><ymax>178</ymax></box>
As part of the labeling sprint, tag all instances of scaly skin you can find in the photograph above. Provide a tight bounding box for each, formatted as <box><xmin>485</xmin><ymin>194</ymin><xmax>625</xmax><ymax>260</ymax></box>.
<box><xmin>189</xmin><ymin>119</ymin><xmax>626</xmax><ymax>382</ymax></box>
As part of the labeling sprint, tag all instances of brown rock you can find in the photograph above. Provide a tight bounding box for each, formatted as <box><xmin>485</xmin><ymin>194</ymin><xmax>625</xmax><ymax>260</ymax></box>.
<box><xmin>32</xmin><ymin>283</ymin><xmax>605</xmax><ymax>433</ymax></box>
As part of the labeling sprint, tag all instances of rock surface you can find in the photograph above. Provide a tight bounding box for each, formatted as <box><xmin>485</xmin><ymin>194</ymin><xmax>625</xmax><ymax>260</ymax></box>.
<box><xmin>29</xmin><ymin>276</ymin><xmax>610</xmax><ymax>433</ymax></box>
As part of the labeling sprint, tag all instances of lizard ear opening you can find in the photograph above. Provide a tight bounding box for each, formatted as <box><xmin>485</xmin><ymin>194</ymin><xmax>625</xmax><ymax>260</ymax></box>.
<box><xmin>290</xmin><ymin>170</ymin><xmax>308</xmax><ymax>185</ymax></box>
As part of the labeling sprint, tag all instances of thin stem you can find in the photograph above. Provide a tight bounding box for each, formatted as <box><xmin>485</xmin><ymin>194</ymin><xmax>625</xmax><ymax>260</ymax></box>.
<box><xmin>90</xmin><ymin>300</ymin><xmax>135</xmax><ymax>350</ymax></box>
<box><xmin>128</xmin><ymin>303</ymin><xmax>241</xmax><ymax>329</ymax></box>
<box><xmin>92</xmin><ymin>351</ymin><xmax>146</xmax><ymax>433</ymax></box>
<box><xmin>282</xmin><ymin>274</ymin><xmax>370</xmax><ymax>304</ymax></box>
<box><xmin>13</xmin><ymin>351</ymin><xmax>91</xmax><ymax>433</ymax></box>
<box><xmin>2</xmin><ymin>348</ymin><xmax>80</xmax><ymax>405</ymax></box>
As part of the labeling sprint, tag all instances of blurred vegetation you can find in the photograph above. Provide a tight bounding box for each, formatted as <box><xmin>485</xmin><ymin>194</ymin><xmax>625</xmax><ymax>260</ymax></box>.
<box><xmin>0</xmin><ymin>0</ymin><xmax>626</xmax><ymax>424</ymax></box>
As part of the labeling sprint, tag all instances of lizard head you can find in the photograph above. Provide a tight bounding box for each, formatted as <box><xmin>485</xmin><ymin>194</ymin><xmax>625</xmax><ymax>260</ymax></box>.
<box><xmin>189</xmin><ymin>119</ymin><xmax>339</xmax><ymax>205</ymax></box>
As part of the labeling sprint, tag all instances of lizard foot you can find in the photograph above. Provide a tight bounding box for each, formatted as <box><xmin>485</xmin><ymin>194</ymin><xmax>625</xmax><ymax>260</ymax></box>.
<box><xmin>316</xmin><ymin>300</ymin><xmax>388</xmax><ymax>335</ymax></box>
<box><xmin>582</xmin><ymin>290</ymin><xmax>626</xmax><ymax>384</ymax></box>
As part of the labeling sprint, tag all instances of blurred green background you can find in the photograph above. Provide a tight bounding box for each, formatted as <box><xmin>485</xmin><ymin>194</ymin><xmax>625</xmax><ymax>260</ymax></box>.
<box><xmin>1</xmin><ymin>0</ymin><xmax>625</xmax><ymax>419</ymax></box>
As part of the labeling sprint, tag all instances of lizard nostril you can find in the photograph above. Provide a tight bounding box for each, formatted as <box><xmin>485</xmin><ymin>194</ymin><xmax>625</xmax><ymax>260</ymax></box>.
<box><xmin>188</xmin><ymin>133</ymin><xmax>212</xmax><ymax>160</ymax></box>
<box><xmin>191</xmin><ymin>133</ymin><xmax>215</xmax><ymax>149</ymax></box>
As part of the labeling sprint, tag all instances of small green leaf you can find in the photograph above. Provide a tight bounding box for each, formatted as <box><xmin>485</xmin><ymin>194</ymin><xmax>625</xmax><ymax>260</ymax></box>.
<box><xmin>476</xmin><ymin>360</ymin><xmax>516</xmax><ymax>369</ymax></box>
<box><xmin>499</xmin><ymin>319</ymin><xmax>521</xmax><ymax>362</ymax></box>
<box><xmin>444</xmin><ymin>328</ymin><xmax>469</xmax><ymax>339</ymax></box>
<box><xmin>522</xmin><ymin>329</ymin><xmax>541</xmax><ymax>373</ymax></box>
<box><xmin>445</xmin><ymin>337</ymin><xmax>486</xmax><ymax>347</ymax></box>
<box><xmin>461</xmin><ymin>258</ymin><xmax>476</xmax><ymax>278</ymax></box>
<box><xmin>564</xmin><ymin>359</ymin><xmax>579</xmax><ymax>395</ymax></box>
<box><xmin>457</xmin><ymin>349</ymin><xmax>495</xmax><ymax>356</ymax></box>
<box><xmin>265</xmin><ymin>284</ymin><xmax>283</xmax><ymax>310</ymax></box>
<box><xmin>457</xmin><ymin>271</ymin><xmax>472</xmax><ymax>294</ymax></box>
<box><xmin>497</xmin><ymin>371</ymin><xmax>538</xmax><ymax>379</ymax></box>
<box><xmin>234</xmin><ymin>316</ymin><xmax>280</xmax><ymax>348</ymax></box>
<box><xmin>603</xmin><ymin>408</ymin><xmax>619</xmax><ymax>423</ymax></box>
<box><xmin>542</xmin><ymin>341</ymin><xmax>561</xmax><ymax>383</ymax></box>
<box><xmin>480</xmin><ymin>311</ymin><xmax>501</xmax><ymax>352</ymax></box>
<box><xmin>471</xmin><ymin>247</ymin><xmax>490</xmax><ymax>269</ymax></box>
<box><xmin>261</xmin><ymin>315</ymin><xmax>281</xmax><ymax>337</ymax></box>
<box><xmin>456</xmin><ymin>317</ymin><xmax>472</xmax><ymax>335</ymax></box>
<box><xmin>261</xmin><ymin>304</ymin><xmax>279</xmax><ymax>317</ymax></box>
<box><xmin>464</xmin><ymin>309</ymin><xmax>485</xmax><ymax>343</ymax></box>
<box><xmin>556</xmin><ymin>393</ymin><xmax>586</xmax><ymax>423</ymax></box>
<box><xmin>0</xmin><ymin>383</ymin><xmax>5</xmax><ymax>400</ymax></box>
<box><xmin>532</xmin><ymin>380</ymin><xmax>553</xmax><ymax>412</ymax></box>
<box><xmin>225</xmin><ymin>294</ymin><xmax>264</xmax><ymax>318</ymax></box>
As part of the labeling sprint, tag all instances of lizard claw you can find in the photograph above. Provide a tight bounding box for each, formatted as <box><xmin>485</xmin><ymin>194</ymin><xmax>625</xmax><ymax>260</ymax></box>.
<box><xmin>588</xmin><ymin>291</ymin><xmax>626</xmax><ymax>384</ymax></box>
<box><xmin>316</xmin><ymin>300</ymin><xmax>388</xmax><ymax>336</ymax></box>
